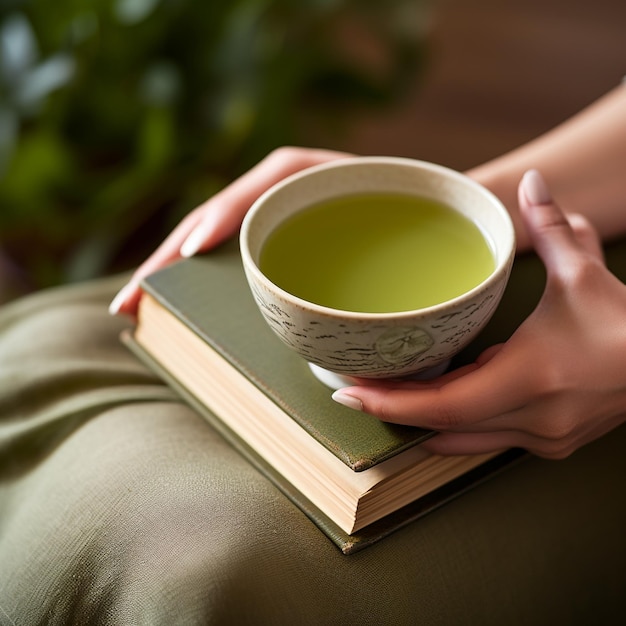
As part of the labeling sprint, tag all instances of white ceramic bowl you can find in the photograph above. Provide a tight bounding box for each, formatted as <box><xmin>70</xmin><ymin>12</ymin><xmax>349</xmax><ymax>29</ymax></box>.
<box><xmin>240</xmin><ymin>157</ymin><xmax>515</xmax><ymax>388</ymax></box>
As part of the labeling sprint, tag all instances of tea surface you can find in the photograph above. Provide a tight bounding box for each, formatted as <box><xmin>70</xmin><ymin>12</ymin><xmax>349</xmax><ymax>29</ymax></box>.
<box><xmin>259</xmin><ymin>193</ymin><xmax>495</xmax><ymax>313</ymax></box>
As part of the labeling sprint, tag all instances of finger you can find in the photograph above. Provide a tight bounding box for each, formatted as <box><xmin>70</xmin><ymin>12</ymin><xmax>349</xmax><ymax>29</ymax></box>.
<box><xmin>517</xmin><ymin>169</ymin><xmax>584</xmax><ymax>272</ymax></box>
<box><xmin>109</xmin><ymin>210</ymin><xmax>204</xmax><ymax>316</ymax></box>
<box><xmin>331</xmin><ymin>347</ymin><xmax>534</xmax><ymax>431</ymax></box>
<box><xmin>420</xmin><ymin>431</ymin><xmax>517</xmax><ymax>456</ymax></box>
<box><xmin>566</xmin><ymin>213</ymin><xmax>605</xmax><ymax>261</ymax></box>
<box><xmin>422</xmin><ymin>414</ymin><xmax>619</xmax><ymax>459</ymax></box>
<box><xmin>475</xmin><ymin>343</ymin><xmax>504</xmax><ymax>365</ymax></box>
<box><xmin>110</xmin><ymin>147</ymin><xmax>351</xmax><ymax>316</ymax></box>
<box><xmin>179</xmin><ymin>147</ymin><xmax>351</xmax><ymax>257</ymax></box>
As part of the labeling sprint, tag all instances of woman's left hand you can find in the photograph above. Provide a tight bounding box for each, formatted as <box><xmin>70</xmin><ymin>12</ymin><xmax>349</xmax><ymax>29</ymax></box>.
<box><xmin>109</xmin><ymin>147</ymin><xmax>350</xmax><ymax>317</ymax></box>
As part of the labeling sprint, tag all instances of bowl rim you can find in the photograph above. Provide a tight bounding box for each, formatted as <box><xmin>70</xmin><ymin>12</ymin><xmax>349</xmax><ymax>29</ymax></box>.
<box><xmin>239</xmin><ymin>156</ymin><xmax>516</xmax><ymax>321</ymax></box>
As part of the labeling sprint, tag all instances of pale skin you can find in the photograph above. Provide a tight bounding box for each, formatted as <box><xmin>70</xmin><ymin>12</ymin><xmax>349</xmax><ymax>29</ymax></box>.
<box><xmin>110</xmin><ymin>83</ymin><xmax>626</xmax><ymax>460</ymax></box>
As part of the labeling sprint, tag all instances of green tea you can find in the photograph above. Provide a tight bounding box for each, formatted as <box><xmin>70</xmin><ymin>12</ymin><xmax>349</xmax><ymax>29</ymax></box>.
<box><xmin>259</xmin><ymin>193</ymin><xmax>495</xmax><ymax>313</ymax></box>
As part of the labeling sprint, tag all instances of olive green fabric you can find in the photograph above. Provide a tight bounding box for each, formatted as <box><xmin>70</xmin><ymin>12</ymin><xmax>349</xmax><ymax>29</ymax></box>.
<box><xmin>0</xmin><ymin>258</ymin><xmax>625</xmax><ymax>624</ymax></box>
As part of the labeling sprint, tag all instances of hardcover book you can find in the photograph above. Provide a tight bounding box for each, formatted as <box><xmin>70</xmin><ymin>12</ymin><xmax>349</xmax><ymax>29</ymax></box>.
<box><xmin>122</xmin><ymin>240</ymin><xmax>524</xmax><ymax>554</ymax></box>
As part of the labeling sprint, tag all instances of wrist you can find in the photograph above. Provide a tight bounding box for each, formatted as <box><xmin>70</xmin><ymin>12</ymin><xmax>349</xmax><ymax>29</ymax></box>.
<box><xmin>466</xmin><ymin>162</ymin><xmax>531</xmax><ymax>252</ymax></box>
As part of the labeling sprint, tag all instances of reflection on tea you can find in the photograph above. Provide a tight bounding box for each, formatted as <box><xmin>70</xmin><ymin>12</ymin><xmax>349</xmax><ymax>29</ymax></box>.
<box><xmin>259</xmin><ymin>193</ymin><xmax>495</xmax><ymax>313</ymax></box>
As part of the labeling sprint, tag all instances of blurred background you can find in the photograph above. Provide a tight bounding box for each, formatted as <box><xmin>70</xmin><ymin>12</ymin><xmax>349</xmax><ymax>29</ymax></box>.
<box><xmin>1</xmin><ymin>0</ymin><xmax>625</xmax><ymax>304</ymax></box>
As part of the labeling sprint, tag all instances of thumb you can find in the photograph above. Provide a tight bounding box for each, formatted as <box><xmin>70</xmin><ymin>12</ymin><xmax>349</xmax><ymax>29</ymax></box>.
<box><xmin>518</xmin><ymin>169</ymin><xmax>592</xmax><ymax>272</ymax></box>
<box><xmin>566</xmin><ymin>213</ymin><xmax>605</xmax><ymax>261</ymax></box>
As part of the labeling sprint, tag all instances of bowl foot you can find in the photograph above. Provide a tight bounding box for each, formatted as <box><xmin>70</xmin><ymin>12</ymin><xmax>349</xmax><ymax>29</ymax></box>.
<box><xmin>308</xmin><ymin>360</ymin><xmax>452</xmax><ymax>390</ymax></box>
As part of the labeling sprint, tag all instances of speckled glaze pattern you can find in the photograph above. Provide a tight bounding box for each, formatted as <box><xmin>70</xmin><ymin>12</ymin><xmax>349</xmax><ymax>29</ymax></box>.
<box><xmin>244</xmin><ymin>265</ymin><xmax>510</xmax><ymax>379</ymax></box>
<box><xmin>240</xmin><ymin>157</ymin><xmax>515</xmax><ymax>379</ymax></box>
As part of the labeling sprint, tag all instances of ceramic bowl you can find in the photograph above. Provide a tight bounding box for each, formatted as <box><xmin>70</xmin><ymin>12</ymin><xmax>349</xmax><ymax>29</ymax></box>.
<box><xmin>240</xmin><ymin>157</ymin><xmax>515</xmax><ymax>388</ymax></box>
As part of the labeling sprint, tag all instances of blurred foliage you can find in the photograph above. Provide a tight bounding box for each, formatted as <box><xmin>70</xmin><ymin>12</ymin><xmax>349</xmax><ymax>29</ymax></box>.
<box><xmin>0</xmin><ymin>0</ymin><xmax>428</xmax><ymax>291</ymax></box>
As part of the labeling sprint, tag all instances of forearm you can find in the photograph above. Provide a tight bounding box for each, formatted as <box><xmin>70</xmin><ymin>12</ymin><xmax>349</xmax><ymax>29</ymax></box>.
<box><xmin>467</xmin><ymin>83</ymin><xmax>626</xmax><ymax>251</ymax></box>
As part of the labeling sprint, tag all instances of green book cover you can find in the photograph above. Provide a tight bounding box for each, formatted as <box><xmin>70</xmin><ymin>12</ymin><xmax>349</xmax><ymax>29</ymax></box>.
<box><xmin>138</xmin><ymin>240</ymin><xmax>435</xmax><ymax>471</ymax></box>
<box><xmin>124</xmin><ymin>239</ymin><xmax>528</xmax><ymax>553</ymax></box>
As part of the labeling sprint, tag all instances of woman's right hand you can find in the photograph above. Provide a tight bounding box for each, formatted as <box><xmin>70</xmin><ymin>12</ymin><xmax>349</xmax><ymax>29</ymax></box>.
<box><xmin>331</xmin><ymin>170</ymin><xmax>626</xmax><ymax>459</ymax></box>
<box><xmin>109</xmin><ymin>147</ymin><xmax>351</xmax><ymax>317</ymax></box>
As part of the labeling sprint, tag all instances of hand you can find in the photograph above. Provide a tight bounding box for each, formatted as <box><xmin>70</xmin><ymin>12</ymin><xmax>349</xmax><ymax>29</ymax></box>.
<box><xmin>109</xmin><ymin>147</ymin><xmax>351</xmax><ymax>316</ymax></box>
<box><xmin>332</xmin><ymin>170</ymin><xmax>626</xmax><ymax>459</ymax></box>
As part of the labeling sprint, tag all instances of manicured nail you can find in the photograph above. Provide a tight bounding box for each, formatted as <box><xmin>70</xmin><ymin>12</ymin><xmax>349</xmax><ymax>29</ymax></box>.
<box><xmin>521</xmin><ymin>169</ymin><xmax>552</xmax><ymax>205</ymax></box>
<box><xmin>108</xmin><ymin>283</ymin><xmax>132</xmax><ymax>315</ymax></box>
<box><xmin>331</xmin><ymin>390</ymin><xmax>363</xmax><ymax>412</ymax></box>
<box><xmin>180</xmin><ymin>211</ymin><xmax>221</xmax><ymax>258</ymax></box>
<box><xmin>180</xmin><ymin>226</ymin><xmax>205</xmax><ymax>258</ymax></box>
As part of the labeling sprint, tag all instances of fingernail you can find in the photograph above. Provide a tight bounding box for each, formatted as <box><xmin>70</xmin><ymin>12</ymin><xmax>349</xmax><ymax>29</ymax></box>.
<box><xmin>180</xmin><ymin>226</ymin><xmax>205</xmax><ymax>258</ymax></box>
<box><xmin>331</xmin><ymin>390</ymin><xmax>363</xmax><ymax>412</ymax></box>
<box><xmin>521</xmin><ymin>169</ymin><xmax>552</xmax><ymax>205</ymax></box>
<box><xmin>108</xmin><ymin>283</ymin><xmax>132</xmax><ymax>315</ymax></box>
<box><xmin>180</xmin><ymin>211</ymin><xmax>221</xmax><ymax>258</ymax></box>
